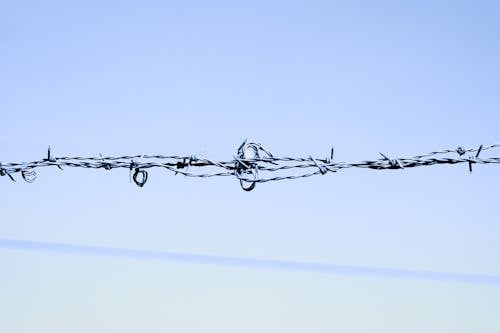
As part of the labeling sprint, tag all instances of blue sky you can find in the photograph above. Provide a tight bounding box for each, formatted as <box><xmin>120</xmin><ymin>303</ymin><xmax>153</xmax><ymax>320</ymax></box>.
<box><xmin>1</xmin><ymin>1</ymin><xmax>500</xmax><ymax>332</ymax></box>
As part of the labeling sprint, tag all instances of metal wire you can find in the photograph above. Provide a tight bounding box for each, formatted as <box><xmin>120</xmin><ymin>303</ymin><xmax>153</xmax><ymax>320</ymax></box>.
<box><xmin>1</xmin><ymin>141</ymin><xmax>499</xmax><ymax>190</ymax></box>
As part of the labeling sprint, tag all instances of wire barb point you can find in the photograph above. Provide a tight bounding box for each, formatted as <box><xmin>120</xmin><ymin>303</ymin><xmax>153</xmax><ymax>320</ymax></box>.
<box><xmin>379</xmin><ymin>152</ymin><xmax>404</xmax><ymax>169</ymax></box>
<box><xmin>0</xmin><ymin>162</ymin><xmax>15</xmax><ymax>182</ymax></box>
<box><xmin>468</xmin><ymin>144</ymin><xmax>483</xmax><ymax>173</ymax></box>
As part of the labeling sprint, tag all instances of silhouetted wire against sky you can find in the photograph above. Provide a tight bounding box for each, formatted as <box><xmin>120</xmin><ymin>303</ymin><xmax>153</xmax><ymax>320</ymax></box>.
<box><xmin>2</xmin><ymin>1</ymin><xmax>500</xmax><ymax>331</ymax></box>
<box><xmin>1</xmin><ymin>142</ymin><xmax>498</xmax><ymax>190</ymax></box>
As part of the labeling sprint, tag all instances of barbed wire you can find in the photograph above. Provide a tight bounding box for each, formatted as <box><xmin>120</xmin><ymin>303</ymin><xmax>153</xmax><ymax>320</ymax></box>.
<box><xmin>1</xmin><ymin>140</ymin><xmax>499</xmax><ymax>191</ymax></box>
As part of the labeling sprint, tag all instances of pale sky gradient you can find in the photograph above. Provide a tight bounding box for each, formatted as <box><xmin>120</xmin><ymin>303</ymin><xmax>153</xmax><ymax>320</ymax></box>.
<box><xmin>1</xmin><ymin>1</ymin><xmax>500</xmax><ymax>332</ymax></box>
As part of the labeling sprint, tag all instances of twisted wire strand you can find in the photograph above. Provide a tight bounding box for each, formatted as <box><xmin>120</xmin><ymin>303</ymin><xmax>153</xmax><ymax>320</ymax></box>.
<box><xmin>1</xmin><ymin>141</ymin><xmax>499</xmax><ymax>190</ymax></box>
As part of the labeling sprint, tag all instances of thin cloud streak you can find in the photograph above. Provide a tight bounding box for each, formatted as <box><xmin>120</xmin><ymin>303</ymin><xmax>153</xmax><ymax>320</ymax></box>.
<box><xmin>1</xmin><ymin>238</ymin><xmax>499</xmax><ymax>286</ymax></box>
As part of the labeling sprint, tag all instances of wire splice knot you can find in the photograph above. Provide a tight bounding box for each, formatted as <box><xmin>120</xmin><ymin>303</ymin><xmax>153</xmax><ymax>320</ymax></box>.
<box><xmin>379</xmin><ymin>152</ymin><xmax>404</xmax><ymax>169</ymax></box>
<box><xmin>456</xmin><ymin>147</ymin><xmax>466</xmax><ymax>156</ymax></box>
<box><xmin>310</xmin><ymin>156</ymin><xmax>328</xmax><ymax>175</ymax></box>
<box><xmin>100</xmin><ymin>153</ymin><xmax>112</xmax><ymax>170</ymax></box>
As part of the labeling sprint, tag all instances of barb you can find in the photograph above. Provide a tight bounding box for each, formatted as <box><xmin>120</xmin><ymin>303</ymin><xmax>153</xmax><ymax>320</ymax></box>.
<box><xmin>1</xmin><ymin>142</ymin><xmax>499</xmax><ymax>190</ymax></box>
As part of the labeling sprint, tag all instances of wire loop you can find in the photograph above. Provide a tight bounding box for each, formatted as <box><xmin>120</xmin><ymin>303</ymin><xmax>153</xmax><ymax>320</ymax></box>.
<box><xmin>133</xmin><ymin>168</ymin><xmax>148</xmax><ymax>187</ymax></box>
<box><xmin>21</xmin><ymin>168</ymin><xmax>37</xmax><ymax>183</ymax></box>
<box><xmin>235</xmin><ymin>140</ymin><xmax>275</xmax><ymax>191</ymax></box>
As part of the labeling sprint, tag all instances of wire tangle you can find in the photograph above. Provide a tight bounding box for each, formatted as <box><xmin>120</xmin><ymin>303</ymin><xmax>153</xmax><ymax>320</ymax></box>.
<box><xmin>1</xmin><ymin>141</ymin><xmax>499</xmax><ymax>191</ymax></box>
